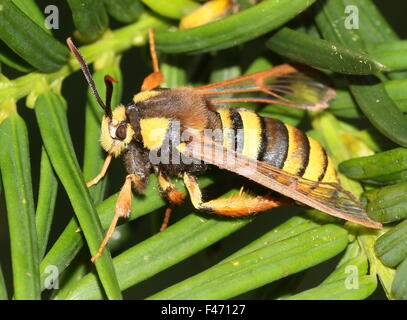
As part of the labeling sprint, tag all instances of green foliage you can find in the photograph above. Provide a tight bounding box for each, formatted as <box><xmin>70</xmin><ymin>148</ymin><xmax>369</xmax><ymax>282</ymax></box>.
<box><xmin>67</xmin><ymin>0</ymin><xmax>109</xmax><ymax>43</ymax></box>
<box><xmin>392</xmin><ymin>257</ymin><xmax>407</xmax><ymax>299</ymax></box>
<box><xmin>375</xmin><ymin>219</ymin><xmax>407</xmax><ymax>267</ymax></box>
<box><xmin>104</xmin><ymin>0</ymin><xmax>144</xmax><ymax>24</ymax></box>
<box><xmin>266</xmin><ymin>27</ymin><xmax>385</xmax><ymax>75</ymax></box>
<box><xmin>285</xmin><ymin>241</ymin><xmax>376</xmax><ymax>300</ymax></box>
<box><xmin>141</xmin><ymin>0</ymin><xmax>199</xmax><ymax>19</ymax></box>
<box><xmin>0</xmin><ymin>0</ymin><xmax>69</xmax><ymax>72</ymax></box>
<box><xmin>154</xmin><ymin>0</ymin><xmax>318</xmax><ymax>53</ymax></box>
<box><xmin>35</xmin><ymin>149</ymin><xmax>58</xmax><ymax>260</ymax></box>
<box><xmin>149</xmin><ymin>224</ymin><xmax>348</xmax><ymax>300</ymax></box>
<box><xmin>35</xmin><ymin>92</ymin><xmax>122</xmax><ymax>299</ymax></box>
<box><xmin>0</xmin><ymin>0</ymin><xmax>406</xmax><ymax>300</ymax></box>
<box><xmin>0</xmin><ymin>111</ymin><xmax>40</xmax><ymax>299</ymax></box>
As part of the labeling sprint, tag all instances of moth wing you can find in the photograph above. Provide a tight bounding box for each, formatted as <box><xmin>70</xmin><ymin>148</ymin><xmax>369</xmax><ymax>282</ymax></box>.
<box><xmin>195</xmin><ymin>64</ymin><xmax>336</xmax><ymax>111</ymax></box>
<box><xmin>180</xmin><ymin>135</ymin><xmax>382</xmax><ymax>229</ymax></box>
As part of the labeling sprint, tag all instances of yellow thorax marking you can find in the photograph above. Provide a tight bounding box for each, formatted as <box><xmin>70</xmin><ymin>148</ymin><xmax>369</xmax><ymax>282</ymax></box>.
<box><xmin>133</xmin><ymin>91</ymin><xmax>160</xmax><ymax>103</ymax></box>
<box><xmin>140</xmin><ymin>117</ymin><xmax>170</xmax><ymax>150</ymax></box>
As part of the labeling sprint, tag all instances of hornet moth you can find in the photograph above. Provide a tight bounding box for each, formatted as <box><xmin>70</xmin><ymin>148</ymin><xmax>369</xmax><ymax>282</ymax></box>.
<box><xmin>66</xmin><ymin>29</ymin><xmax>382</xmax><ymax>262</ymax></box>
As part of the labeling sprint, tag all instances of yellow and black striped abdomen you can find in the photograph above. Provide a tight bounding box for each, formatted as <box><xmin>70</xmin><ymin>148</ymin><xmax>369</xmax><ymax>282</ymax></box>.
<box><xmin>215</xmin><ymin>107</ymin><xmax>338</xmax><ymax>184</ymax></box>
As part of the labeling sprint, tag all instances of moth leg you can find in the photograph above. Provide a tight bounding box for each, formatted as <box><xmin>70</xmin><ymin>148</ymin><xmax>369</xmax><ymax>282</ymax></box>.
<box><xmin>91</xmin><ymin>174</ymin><xmax>139</xmax><ymax>262</ymax></box>
<box><xmin>183</xmin><ymin>172</ymin><xmax>291</xmax><ymax>217</ymax></box>
<box><xmin>148</xmin><ymin>28</ymin><xmax>160</xmax><ymax>74</ymax></box>
<box><xmin>157</xmin><ymin>171</ymin><xmax>185</xmax><ymax>231</ymax></box>
<box><xmin>160</xmin><ymin>207</ymin><xmax>173</xmax><ymax>232</ymax></box>
<box><xmin>86</xmin><ymin>154</ymin><xmax>112</xmax><ymax>187</ymax></box>
<box><xmin>158</xmin><ymin>171</ymin><xmax>185</xmax><ymax>206</ymax></box>
<box><xmin>141</xmin><ymin>28</ymin><xmax>164</xmax><ymax>91</ymax></box>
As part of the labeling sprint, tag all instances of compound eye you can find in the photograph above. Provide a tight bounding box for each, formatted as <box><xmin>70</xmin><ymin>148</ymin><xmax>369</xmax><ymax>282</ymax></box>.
<box><xmin>116</xmin><ymin>124</ymin><xmax>127</xmax><ymax>140</ymax></box>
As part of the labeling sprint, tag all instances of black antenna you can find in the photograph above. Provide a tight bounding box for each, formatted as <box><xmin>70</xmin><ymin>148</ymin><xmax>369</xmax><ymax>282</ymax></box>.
<box><xmin>66</xmin><ymin>37</ymin><xmax>112</xmax><ymax>118</ymax></box>
<box><xmin>104</xmin><ymin>75</ymin><xmax>117</xmax><ymax>119</ymax></box>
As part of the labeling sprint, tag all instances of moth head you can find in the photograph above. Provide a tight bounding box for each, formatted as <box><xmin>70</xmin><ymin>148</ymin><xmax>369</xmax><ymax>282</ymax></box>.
<box><xmin>100</xmin><ymin>106</ymin><xmax>135</xmax><ymax>157</ymax></box>
<box><xmin>66</xmin><ymin>38</ymin><xmax>135</xmax><ymax>157</ymax></box>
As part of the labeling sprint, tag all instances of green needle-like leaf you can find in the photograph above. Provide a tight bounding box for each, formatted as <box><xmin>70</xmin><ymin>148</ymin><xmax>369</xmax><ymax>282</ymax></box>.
<box><xmin>315</xmin><ymin>0</ymin><xmax>407</xmax><ymax>147</ymax></box>
<box><xmin>51</xmin><ymin>250</ymin><xmax>89</xmax><ymax>300</ymax></box>
<box><xmin>358</xmin><ymin>230</ymin><xmax>396</xmax><ymax>299</ymax></box>
<box><xmin>104</xmin><ymin>0</ymin><xmax>144</xmax><ymax>24</ymax></box>
<box><xmin>0</xmin><ymin>41</ymin><xmax>34</xmax><ymax>72</ymax></box>
<box><xmin>351</xmin><ymin>0</ymin><xmax>399</xmax><ymax>43</ymax></box>
<box><xmin>322</xmin><ymin>241</ymin><xmax>368</xmax><ymax>285</ymax></box>
<box><xmin>149</xmin><ymin>224</ymin><xmax>348</xmax><ymax>300</ymax></box>
<box><xmin>55</xmin><ymin>60</ymin><xmax>123</xmax><ymax>297</ymax></box>
<box><xmin>34</xmin><ymin>92</ymin><xmax>122</xmax><ymax>299</ymax></box>
<box><xmin>284</xmin><ymin>240</ymin><xmax>375</xmax><ymax>300</ymax></box>
<box><xmin>141</xmin><ymin>0</ymin><xmax>199</xmax><ymax>19</ymax></box>
<box><xmin>267</xmin><ymin>27</ymin><xmax>385</xmax><ymax>75</ymax></box>
<box><xmin>375</xmin><ymin>220</ymin><xmax>407</xmax><ymax>267</ymax></box>
<box><xmin>40</xmin><ymin>176</ymin><xmax>213</xmax><ymax>291</ymax></box>
<box><xmin>165</xmin><ymin>215</ymin><xmax>316</xmax><ymax>300</ymax></box>
<box><xmin>67</xmin><ymin>0</ymin><xmax>109</xmax><ymax>43</ymax></box>
<box><xmin>349</xmin><ymin>78</ymin><xmax>407</xmax><ymax>147</ymax></box>
<box><xmin>0</xmin><ymin>12</ymin><xmax>170</xmax><ymax>107</ymax></box>
<box><xmin>355</xmin><ymin>0</ymin><xmax>407</xmax><ymax>80</ymax></box>
<box><xmin>222</xmin><ymin>215</ymin><xmax>320</xmax><ymax>262</ymax></box>
<box><xmin>0</xmin><ymin>264</ymin><xmax>7</xmax><ymax>300</ymax></box>
<box><xmin>285</xmin><ymin>275</ymin><xmax>376</xmax><ymax>300</ymax></box>
<box><xmin>0</xmin><ymin>0</ymin><xmax>69</xmax><ymax>72</ymax></box>
<box><xmin>0</xmin><ymin>0</ymin><xmax>50</xmax><ymax>71</ymax></box>
<box><xmin>392</xmin><ymin>256</ymin><xmax>407</xmax><ymax>299</ymax></box>
<box><xmin>12</xmin><ymin>0</ymin><xmax>51</xmax><ymax>34</ymax></box>
<box><xmin>155</xmin><ymin>0</ymin><xmax>318</xmax><ymax>53</ymax></box>
<box><xmin>368</xmin><ymin>41</ymin><xmax>407</xmax><ymax>72</ymax></box>
<box><xmin>363</xmin><ymin>181</ymin><xmax>407</xmax><ymax>223</ymax></box>
<box><xmin>331</xmin><ymin>79</ymin><xmax>407</xmax><ymax>119</ymax></box>
<box><xmin>35</xmin><ymin>148</ymin><xmax>58</xmax><ymax>260</ymax></box>
<box><xmin>64</xmin><ymin>190</ymin><xmax>255</xmax><ymax>299</ymax></box>
<box><xmin>160</xmin><ymin>54</ymin><xmax>188</xmax><ymax>88</ymax></box>
<box><xmin>0</xmin><ymin>110</ymin><xmax>41</xmax><ymax>300</ymax></box>
<box><xmin>339</xmin><ymin>148</ymin><xmax>407</xmax><ymax>183</ymax></box>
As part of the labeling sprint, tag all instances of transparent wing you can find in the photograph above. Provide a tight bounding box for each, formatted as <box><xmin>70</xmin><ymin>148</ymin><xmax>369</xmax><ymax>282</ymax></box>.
<box><xmin>195</xmin><ymin>64</ymin><xmax>336</xmax><ymax>111</ymax></box>
<box><xmin>181</xmin><ymin>135</ymin><xmax>382</xmax><ymax>229</ymax></box>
